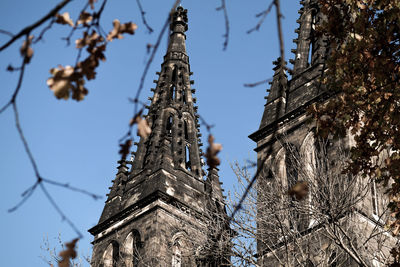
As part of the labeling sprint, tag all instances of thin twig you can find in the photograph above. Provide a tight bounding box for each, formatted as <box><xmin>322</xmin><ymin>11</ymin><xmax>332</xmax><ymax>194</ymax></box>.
<box><xmin>244</xmin><ymin>78</ymin><xmax>273</xmax><ymax>88</ymax></box>
<box><xmin>8</xmin><ymin>181</ymin><xmax>40</xmax><ymax>212</ymax></box>
<box><xmin>13</xmin><ymin>102</ymin><xmax>40</xmax><ymax>176</ymax></box>
<box><xmin>136</xmin><ymin>0</ymin><xmax>154</xmax><ymax>33</ymax></box>
<box><xmin>216</xmin><ymin>0</ymin><xmax>230</xmax><ymax>50</ymax></box>
<box><xmin>63</xmin><ymin>2</ymin><xmax>90</xmax><ymax>46</ymax></box>
<box><xmin>40</xmin><ymin>183</ymin><xmax>83</xmax><ymax>238</ymax></box>
<box><xmin>0</xmin><ymin>52</ymin><xmax>27</xmax><ymax>114</ymax></box>
<box><xmin>42</xmin><ymin>178</ymin><xmax>102</xmax><ymax>200</ymax></box>
<box><xmin>198</xmin><ymin>114</ymin><xmax>214</xmax><ymax>133</ymax></box>
<box><xmin>274</xmin><ymin>0</ymin><xmax>286</xmax><ymax>72</ymax></box>
<box><xmin>229</xmin><ymin>157</ymin><xmax>266</xmax><ymax>220</ymax></box>
<box><xmin>247</xmin><ymin>1</ymin><xmax>275</xmax><ymax>34</ymax></box>
<box><xmin>0</xmin><ymin>29</ymin><xmax>14</xmax><ymax>37</ymax></box>
<box><xmin>33</xmin><ymin>18</ymin><xmax>56</xmax><ymax>44</ymax></box>
<box><xmin>0</xmin><ymin>0</ymin><xmax>72</xmax><ymax>52</ymax></box>
<box><xmin>132</xmin><ymin>0</ymin><xmax>181</xmax><ymax>116</ymax></box>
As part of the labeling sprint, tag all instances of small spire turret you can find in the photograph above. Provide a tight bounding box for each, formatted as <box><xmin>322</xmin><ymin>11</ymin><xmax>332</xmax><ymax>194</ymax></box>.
<box><xmin>259</xmin><ymin>58</ymin><xmax>288</xmax><ymax>129</ymax></box>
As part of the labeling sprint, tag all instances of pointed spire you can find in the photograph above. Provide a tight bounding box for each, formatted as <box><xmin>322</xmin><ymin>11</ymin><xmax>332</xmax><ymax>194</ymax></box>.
<box><xmin>291</xmin><ymin>0</ymin><xmax>315</xmax><ymax>74</ymax></box>
<box><xmin>259</xmin><ymin>58</ymin><xmax>287</xmax><ymax>129</ymax></box>
<box><xmin>205</xmin><ymin>167</ymin><xmax>225</xmax><ymax>204</ymax></box>
<box><xmin>131</xmin><ymin>6</ymin><xmax>204</xmax><ymax>179</ymax></box>
<box><xmin>98</xmin><ymin>159</ymin><xmax>128</xmax><ymax>223</ymax></box>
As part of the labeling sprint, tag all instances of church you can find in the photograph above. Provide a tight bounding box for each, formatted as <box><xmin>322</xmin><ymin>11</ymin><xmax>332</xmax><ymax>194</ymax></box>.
<box><xmin>88</xmin><ymin>2</ymin><xmax>397</xmax><ymax>267</ymax></box>
<box><xmin>250</xmin><ymin>0</ymin><xmax>397</xmax><ymax>266</ymax></box>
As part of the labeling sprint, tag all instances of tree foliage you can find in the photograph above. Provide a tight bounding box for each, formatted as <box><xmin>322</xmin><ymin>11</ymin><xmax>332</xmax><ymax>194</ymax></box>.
<box><xmin>311</xmin><ymin>1</ymin><xmax>400</xmax><ymax>256</ymax></box>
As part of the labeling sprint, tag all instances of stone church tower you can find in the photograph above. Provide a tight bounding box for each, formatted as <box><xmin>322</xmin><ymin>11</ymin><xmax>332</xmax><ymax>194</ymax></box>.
<box><xmin>250</xmin><ymin>0</ymin><xmax>396</xmax><ymax>266</ymax></box>
<box><xmin>89</xmin><ymin>7</ymin><xmax>229</xmax><ymax>267</ymax></box>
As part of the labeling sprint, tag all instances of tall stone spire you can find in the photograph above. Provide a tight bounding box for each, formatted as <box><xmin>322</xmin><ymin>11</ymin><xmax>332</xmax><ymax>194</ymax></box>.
<box><xmin>259</xmin><ymin>58</ymin><xmax>288</xmax><ymax>129</ymax></box>
<box><xmin>89</xmin><ymin>7</ymin><xmax>229</xmax><ymax>266</ymax></box>
<box><xmin>131</xmin><ymin>6</ymin><xmax>204</xmax><ymax>179</ymax></box>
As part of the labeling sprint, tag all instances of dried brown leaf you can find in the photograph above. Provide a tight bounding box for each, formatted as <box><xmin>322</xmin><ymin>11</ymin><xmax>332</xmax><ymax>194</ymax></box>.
<box><xmin>135</xmin><ymin>116</ymin><xmax>151</xmax><ymax>139</ymax></box>
<box><xmin>47</xmin><ymin>65</ymin><xmax>88</xmax><ymax>101</ymax></box>
<box><xmin>58</xmin><ymin>238</ymin><xmax>78</xmax><ymax>267</ymax></box>
<box><xmin>55</xmin><ymin>12</ymin><xmax>74</xmax><ymax>27</ymax></box>
<box><xmin>107</xmin><ymin>19</ymin><xmax>137</xmax><ymax>41</ymax></box>
<box><xmin>119</xmin><ymin>139</ymin><xmax>132</xmax><ymax>159</ymax></box>
<box><xmin>205</xmin><ymin>135</ymin><xmax>222</xmax><ymax>169</ymax></box>
<box><xmin>47</xmin><ymin>65</ymin><xmax>75</xmax><ymax>100</ymax></box>
<box><xmin>76</xmin><ymin>11</ymin><xmax>93</xmax><ymax>26</ymax></box>
<box><xmin>20</xmin><ymin>35</ymin><xmax>34</xmax><ymax>63</ymax></box>
<box><xmin>288</xmin><ymin>181</ymin><xmax>309</xmax><ymax>200</ymax></box>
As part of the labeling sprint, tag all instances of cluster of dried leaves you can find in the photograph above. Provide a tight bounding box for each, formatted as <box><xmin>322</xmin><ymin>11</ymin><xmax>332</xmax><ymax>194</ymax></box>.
<box><xmin>47</xmin><ymin>7</ymin><xmax>137</xmax><ymax>101</ymax></box>
<box><xmin>205</xmin><ymin>134</ymin><xmax>223</xmax><ymax>169</ymax></box>
<box><xmin>119</xmin><ymin>111</ymin><xmax>152</xmax><ymax>159</ymax></box>
<box><xmin>310</xmin><ymin>0</ymin><xmax>400</xmax><ymax>263</ymax></box>
<box><xmin>288</xmin><ymin>181</ymin><xmax>309</xmax><ymax>200</ymax></box>
<box><xmin>58</xmin><ymin>238</ymin><xmax>78</xmax><ymax>267</ymax></box>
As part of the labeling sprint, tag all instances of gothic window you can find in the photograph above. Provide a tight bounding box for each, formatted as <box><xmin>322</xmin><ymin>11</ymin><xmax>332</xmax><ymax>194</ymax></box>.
<box><xmin>285</xmin><ymin>144</ymin><xmax>299</xmax><ymax>190</ymax></box>
<box><xmin>102</xmin><ymin>241</ymin><xmax>119</xmax><ymax>267</ymax></box>
<box><xmin>167</xmin><ymin>115</ymin><xmax>173</xmax><ymax>135</ymax></box>
<box><xmin>123</xmin><ymin>231</ymin><xmax>142</xmax><ymax>267</ymax></box>
<box><xmin>182</xmin><ymin>88</ymin><xmax>186</xmax><ymax>104</ymax></box>
<box><xmin>172</xmin><ymin>65</ymin><xmax>178</xmax><ymax>83</ymax></box>
<box><xmin>308</xmin><ymin>9</ymin><xmax>317</xmax><ymax>65</ymax></box>
<box><xmin>171</xmin><ymin>85</ymin><xmax>176</xmax><ymax>100</ymax></box>
<box><xmin>172</xmin><ymin>239</ymin><xmax>182</xmax><ymax>267</ymax></box>
<box><xmin>300</xmin><ymin>132</ymin><xmax>317</xmax><ymax>229</ymax></box>
<box><xmin>171</xmin><ymin>66</ymin><xmax>178</xmax><ymax>100</ymax></box>
<box><xmin>185</xmin><ymin>144</ymin><xmax>191</xmax><ymax>171</ymax></box>
<box><xmin>184</xmin><ymin>120</ymin><xmax>189</xmax><ymax>140</ymax></box>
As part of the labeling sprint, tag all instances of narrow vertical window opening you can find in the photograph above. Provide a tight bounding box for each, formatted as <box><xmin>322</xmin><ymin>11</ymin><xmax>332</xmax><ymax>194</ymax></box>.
<box><xmin>167</xmin><ymin>115</ymin><xmax>173</xmax><ymax>135</ymax></box>
<box><xmin>182</xmin><ymin>88</ymin><xmax>186</xmax><ymax>104</ymax></box>
<box><xmin>185</xmin><ymin>145</ymin><xmax>191</xmax><ymax>171</ymax></box>
<box><xmin>184</xmin><ymin>120</ymin><xmax>189</xmax><ymax>140</ymax></box>
<box><xmin>171</xmin><ymin>66</ymin><xmax>177</xmax><ymax>100</ymax></box>
<box><xmin>308</xmin><ymin>11</ymin><xmax>317</xmax><ymax>66</ymax></box>
<box><xmin>172</xmin><ymin>242</ymin><xmax>182</xmax><ymax>267</ymax></box>
<box><xmin>371</xmin><ymin>180</ymin><xmax>379</xmax><ymax>216</ymax></box>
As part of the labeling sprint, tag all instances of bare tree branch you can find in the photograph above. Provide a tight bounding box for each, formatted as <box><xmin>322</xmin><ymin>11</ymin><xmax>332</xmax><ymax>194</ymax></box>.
<box><xmin>0</xmin><ymin>0</ymin><xmax>72</xmax><ymax>52</ymax></box>
<box><xmin>0</xmin><ymin>29</ymin><xmax>14</xmax><ymax>37</ymax></box>
<box><xmin>40</xmin><ymin>183</ymin><xmax>83</xmax><ymax>238</ymax></box>
<box><xmin>216</xmin><ymin>0</ymin><xmax>230</xmax><ymax>50</ymax></box>
<box><xmin>274</xmin><ymin>0</ymin><xmax>286</xmax><ymax>72</ymax></box>
<box><xmin>244</xmin><ymin>78</ymin><xmax>272</xmax><ymax>88</ymax></box>
<box><xmin>136</xmin><ymin>0</ymin><xmax>154</xmax><ymax>33</ymax></box>
<box><xmin>131</xmin><ymin>0</ymin><xmax>181</xmax><ymax>119</ymax></box>
<box><xmin>247</xmin><ymin>1</ymin><xmax>275</xmax><ymax>34</ymax></box>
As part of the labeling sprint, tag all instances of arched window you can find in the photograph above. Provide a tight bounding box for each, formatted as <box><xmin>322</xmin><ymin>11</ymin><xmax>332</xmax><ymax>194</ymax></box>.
<box><xmin>123</xmin><ymin>231</ymin><xmax>142</xmax><ymax>267</ymax></box>
<box><xmin>308</xmin><ymin>9</ymin><xmax>317</xmax><ymax>66</ymax></box>
<box><xmin>172</xmin><ymin>239</ymin><xmax>182</xmax><ymax>267</ymax></box>
<box><xmin>171</xmin><ymin>66</ymin><xmax>178</xmax><ymax>100</ymax></box>
<box><xmin>185</xmin><ymin>145</ymin><xmax>191</xmax><ymax>171</ymax></box>
<box><xmin>102</xmin><ymin>241</ymin><xmax>119</xmax><ymax>267</ymax></box>
<box><xmin>166</xmin><ymin>115</ymin><xmax>173</xmax><ymax>135</ymax></box>
<box><xmin>300</xmin><ymin>132</ymin><xmax>317</xmax><ymax>229</ymax></box>
<box><xmin>184</xmin><ymin>120</ymin><xmax>189</xmax><ymax>140</ymax></box>
<box><xmin>182</xmin><ymin>88</ymin><xmax>186</xmax><ymax>104</ymax></box>
<box><xmin>285</xmin><ymin>144</ymin><xmax>299</xmax><ymax>190</ymax></box>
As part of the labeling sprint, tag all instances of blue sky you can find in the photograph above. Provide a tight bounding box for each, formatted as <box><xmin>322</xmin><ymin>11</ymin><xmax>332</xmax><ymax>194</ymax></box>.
<box><xmin>0</xmin><ymin>0</ymin><xmax>300</xmax><ymax>266</ymax></box>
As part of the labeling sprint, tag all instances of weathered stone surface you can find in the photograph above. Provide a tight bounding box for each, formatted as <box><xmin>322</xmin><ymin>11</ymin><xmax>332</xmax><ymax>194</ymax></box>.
<box><xmin>89</xmin><ymin>6</ymin><xmax>229</xmax><ymax>267</ymax></box>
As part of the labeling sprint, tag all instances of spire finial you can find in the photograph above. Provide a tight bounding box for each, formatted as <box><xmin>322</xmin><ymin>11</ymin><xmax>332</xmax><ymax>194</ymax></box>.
<box><xmin>170</xmin><ymin>6</ymin><xmax>188</xmax><ymax>32</ymax></box>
